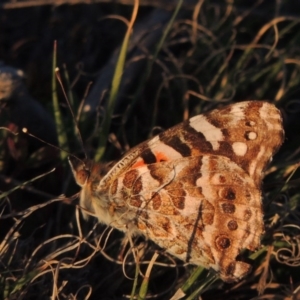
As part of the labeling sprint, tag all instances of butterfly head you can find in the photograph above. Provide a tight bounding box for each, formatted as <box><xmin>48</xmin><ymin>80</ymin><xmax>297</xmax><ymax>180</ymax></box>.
<box><xmin>68</xmin><ymin>156</ymin><xmax>117</xmax><ymax>222</ymax></box>
<box><xmin>68</xmin><ymin>156</ymin><xmax>101</xmax><ymax>219</ymax></box>
<box><xmin>68</xmin><ymin>156</ymin><xmax>92</xmax><ymax>187</ymax></box>
<box><xmin>68</xmin><ymin>156</ymin><xmax>110</xmax><ymax>189</ymax></box>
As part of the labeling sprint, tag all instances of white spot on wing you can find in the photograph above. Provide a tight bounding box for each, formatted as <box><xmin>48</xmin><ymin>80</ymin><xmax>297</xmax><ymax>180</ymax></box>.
<box><xmin>232</xmin><ymin>142</ymin><xmax>248</xmax><ymax>156</ymax></box>
<box><xmin>259</xmin><ymin>103</ymin><xmax>282</xmax><ymax>131</ymax></box>
<box><xmin>249</xmin><ymin>145</ymin><xmax>265</xmax><ymax>177</ymax></box>
<box><xmin>227</xmin><ymin>102</ymin><xmax>248</xmax><ymax>126</ymax></box>
<box><xmin>148</xmin><ymin>140</ymin><xmax>182</xmax><ymax>160</ymax></box>
<box><xmin>149</xmin><ymin>135</ymin><xmax>160</xmax><ymax>144</ymax></box>
<box><xmin>230</xmin><ymin>103</ymin><xmax>246</xmax><ymax>117</ymax></box>
<box><xmin>196</xmin><ymin>156</ymin><xmax>216</xmax><ymax>200</ymax></box>
<box><xmin>247</xmin><ymin>131</ymin><xmax>257</xmax><ymax>140</ymax></box>
<box><xmin>189</xmin><ymin>115</ymin><xmax>224</xmax><ymax>150</ymax></box>
<box><xmin>259</xmin><ymin>103</ymin><xmax>271</xmax><ymax>118</ymax></box>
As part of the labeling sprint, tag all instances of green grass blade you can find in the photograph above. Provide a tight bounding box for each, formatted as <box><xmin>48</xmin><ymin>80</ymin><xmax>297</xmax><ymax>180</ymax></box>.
<box><xmin>137</xmin><ymin>252</ymin><xmax>159</xmax><ymax>300</ymax></box>
<box><xmin>52</xmin><ymin>41</ymin><xmax>69</xmax><ymax>160</ymax></box>
<box><xmin>94</xmin><ymin>1</ymin><xmax>139</xmax><ymax>161</ymax></box>
<box><xmin>180</xmin><ymin>266</ymin><xmax>206</xmax><ymax>294</ymax></box>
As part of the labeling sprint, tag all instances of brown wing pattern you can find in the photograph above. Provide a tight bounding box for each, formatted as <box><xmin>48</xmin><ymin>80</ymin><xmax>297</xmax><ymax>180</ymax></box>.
<box><xmin>70</xmin><ymin>100</ymin><xmax>284</xmax><ymax>282</ymax></box>
<box><xmin>99</xmin><ymin>101</ymin><xmax>284</xmax><ymax>190</ymax></box>
<box><xmin>107</xmin><ymin>155</ymin><xmax>263</xmax><ymax>282</ymax></box>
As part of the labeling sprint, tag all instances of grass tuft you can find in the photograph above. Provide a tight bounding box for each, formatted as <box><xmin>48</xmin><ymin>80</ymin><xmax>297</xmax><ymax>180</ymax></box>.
<box><xmin>1</xmin><ymin>1</ymin><xmax>300</xmax><ymax>299</ymax></box>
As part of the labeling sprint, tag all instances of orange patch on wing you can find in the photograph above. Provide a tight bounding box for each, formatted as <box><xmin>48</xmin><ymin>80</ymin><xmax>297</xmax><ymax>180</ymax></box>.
<box><xmin>131</xmin><ymin>152</ymin><xmax>169</xmax><ymax>169</ymax></box>
<box><xmin>132</xmin><ymin>159</ymin><xmax>146</xmax><ymax>169</ymax></box>
<box><xmin>155</xmin><ymin>151</ymin><xmax>169</xmax><ymax>162</ymax></box>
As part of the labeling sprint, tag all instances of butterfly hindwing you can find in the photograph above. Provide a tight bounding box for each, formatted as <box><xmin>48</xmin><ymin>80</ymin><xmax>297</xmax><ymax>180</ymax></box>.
<box><xmin>107</xmin><ymin>155</ymin><xmax>263</xmax><ymax>281</ymax></box>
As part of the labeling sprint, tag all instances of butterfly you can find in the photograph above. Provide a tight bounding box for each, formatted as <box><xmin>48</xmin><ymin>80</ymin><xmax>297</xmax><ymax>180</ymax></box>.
<box><xmin>69</xmin><ymin>101</ymin><xmax>284</xmax><ymax>282</ymax></box>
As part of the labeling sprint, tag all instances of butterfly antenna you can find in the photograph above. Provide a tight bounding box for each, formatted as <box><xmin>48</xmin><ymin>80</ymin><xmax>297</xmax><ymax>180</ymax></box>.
<box><xmin>22</xmin><ymin>128</ymin><xmax>83</xmax><ymax>163</ymax></box>
<box><xmin>55</xmin><ymin>67</ymin><xmax>87</xmax><ymax>160</ymax></box>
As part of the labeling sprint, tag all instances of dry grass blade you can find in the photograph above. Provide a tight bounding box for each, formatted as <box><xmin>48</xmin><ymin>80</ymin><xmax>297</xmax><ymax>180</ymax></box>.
<box><xmin>1</xmin><ymin>1</ymin><xmax>300</xmax><ymax>299</ymax></box>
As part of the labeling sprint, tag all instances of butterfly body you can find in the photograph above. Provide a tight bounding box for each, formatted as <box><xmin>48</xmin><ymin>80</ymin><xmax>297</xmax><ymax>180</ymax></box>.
<box><xmin>69</xmin><ymin>101</ymin><xmax>284</xmax><ymax>282</ymax></box>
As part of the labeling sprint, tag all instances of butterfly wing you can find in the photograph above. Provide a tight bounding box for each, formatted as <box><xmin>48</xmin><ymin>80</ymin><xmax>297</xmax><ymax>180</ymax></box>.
<box><xmin>99</xmin><ymin>101</ymin><xmax>284</xmax><ymax>191</ymax></box>
<box><xmin>105</xmin><ymin>155</ymin><xmax>263</xmax><ymax>282</ymax></box>
<box><xmin>73</xmin><ymin>100</ymin><xmax>284</xmax><ymax>282</ymax></box>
